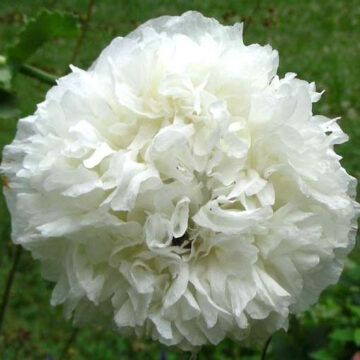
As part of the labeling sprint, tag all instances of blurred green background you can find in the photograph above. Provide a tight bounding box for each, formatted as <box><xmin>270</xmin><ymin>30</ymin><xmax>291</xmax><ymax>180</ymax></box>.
<box><xmin>0</xmin><ymin>0</ymin><xmax>360</xmax><ymax>359</ymax></box>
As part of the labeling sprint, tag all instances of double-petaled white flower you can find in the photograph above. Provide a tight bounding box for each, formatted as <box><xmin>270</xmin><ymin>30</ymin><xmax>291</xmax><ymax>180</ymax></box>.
<box><xmin>1</xmin><ymin>11</ymin><xmax>358</xmax><ymax>351</ymax></box>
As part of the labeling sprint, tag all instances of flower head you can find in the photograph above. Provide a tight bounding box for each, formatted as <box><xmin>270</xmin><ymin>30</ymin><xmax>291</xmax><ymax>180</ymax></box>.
<box><xmin>1</xmin><ymin>11</ymin><xmax>358</xmax><ymax>350</ymax></box>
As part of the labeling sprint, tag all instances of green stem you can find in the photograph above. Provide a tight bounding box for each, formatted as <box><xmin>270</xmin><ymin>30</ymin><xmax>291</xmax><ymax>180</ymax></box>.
<box><xmin>261</xmin><ymin>335</ymin><xmax>273</xmax><ymax>360</ymax></box>
<box><xmin>19</xmin><ymin>63</ymin><xmax>57</xmax><ymax>85</ymax></box>
<box><xmin>0</xmin><ymin>245</ymin><xmax>22</xmax><ymax>334</ymax></box>
<box><xmin>60</xmin><ymin>327</ymin><xmax>78</xmax><ymax>359</ymax></box>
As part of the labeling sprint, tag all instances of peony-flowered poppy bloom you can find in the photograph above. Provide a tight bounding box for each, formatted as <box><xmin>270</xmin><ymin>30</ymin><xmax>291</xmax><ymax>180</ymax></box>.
<box><xmin>1</xmin><ymin>11</ymin><xmax>358</xmax><ymax>351</ymax></box>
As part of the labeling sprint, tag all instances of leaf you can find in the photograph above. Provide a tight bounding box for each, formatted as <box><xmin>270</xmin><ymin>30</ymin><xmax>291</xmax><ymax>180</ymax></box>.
<box><xmin>6</xmin><ymin>9</ymin><xmax>80</xmax><ymax>67</ymax></box>
<box><xmin>329</xmin><ymin>328</ymin><xmax>354</xmax><ymax>343</ymax></box>
<box><xmin>0</xmin><ymin>104</ymin><xmax>21</xmax><ymax>120</ymax></box>
<box><xmin>310</xmin><ymin>349</ymin><xmax>336</xmax><ymax>360</ymax></box>
<box><xmin>347</xmin><ymin>265</ymin><xmax>360</xmax><ymax>282</ymax></box>
<box><xmin>348</xmin><ymin>304</ymin><xmax>360</xmax><ymax>319</ymax></box>
<box><xmin>270</xmin><ymin>330</ymin><xmax>306</xmax><ymax>360</ymax></box>
<box><xmin>354</xmin><ymin>329</ymin><xmax>360</xmax><ymax>346</ymax></box>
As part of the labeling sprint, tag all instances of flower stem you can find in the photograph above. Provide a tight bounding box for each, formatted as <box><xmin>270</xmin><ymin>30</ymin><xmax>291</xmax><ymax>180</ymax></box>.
<box><xmin>60</xmin><ymin>327</ymin><xmax>78</xmax><ymax>359</ymax></box>
<box><xmin>160</xmin><ymin>346</ymin><xmax>167</xmax><ymax>360</ymax></box>
<box><xmin>0</xmin><ymin>245</ymin><xmax>22</xmax><ymax>334</ymax></box>
<box><xmin>261</xmin><ymin>335</ymin><xmax>273</xmax><ymax>360</ymax></box>
<box><xmin>19</xmin><ymin>63</ymin><xmax>57</xmax><ymax>85</ymax></box>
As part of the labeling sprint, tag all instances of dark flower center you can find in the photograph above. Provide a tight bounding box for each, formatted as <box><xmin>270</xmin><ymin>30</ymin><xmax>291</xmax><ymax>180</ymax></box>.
<box><xmin>172</xmin><ymin>232</ymin><xmax>191</xmax><ymax>249</ymax></box>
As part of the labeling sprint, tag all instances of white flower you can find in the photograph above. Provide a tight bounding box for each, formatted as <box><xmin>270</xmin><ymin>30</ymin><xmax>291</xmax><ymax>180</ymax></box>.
<box><xmin>1</xmin><ymin>11</ymin><xmax>358</xmax><ymax>350</ymax></box>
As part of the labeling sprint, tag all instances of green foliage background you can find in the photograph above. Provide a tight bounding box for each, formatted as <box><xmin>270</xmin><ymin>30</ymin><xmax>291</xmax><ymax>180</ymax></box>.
<box><xmin>0</xmin><ymin>0</ymin><xmax>359</xmax><ymax>359</ymax></box>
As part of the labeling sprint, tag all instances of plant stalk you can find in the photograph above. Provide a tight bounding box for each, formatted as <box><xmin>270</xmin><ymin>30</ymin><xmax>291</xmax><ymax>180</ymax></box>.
<box><xmin>19</xmin><ymin>63</ymin><xmax>57</xmax><ymax>85</ymax></box>
<box><xmin>0</xmin><ymin>245</ymin><xmax>22</xmax><ymax>334</ymax></box>
<box><xmin>60</xmin><ymin>327</ymin><xmax>79</xmax><ymax>359</ymax></box>
<box><xmin>261</xmin><ymin>335</ymin><xmax>273</xmax><ymax>360</ymax></box>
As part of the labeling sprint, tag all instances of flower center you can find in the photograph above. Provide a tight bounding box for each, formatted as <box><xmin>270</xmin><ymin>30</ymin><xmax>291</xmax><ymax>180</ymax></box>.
<box><xmin>172</xmin><ymin>231</ymin><xmax>192</xmax><ymax>249</ymax></box>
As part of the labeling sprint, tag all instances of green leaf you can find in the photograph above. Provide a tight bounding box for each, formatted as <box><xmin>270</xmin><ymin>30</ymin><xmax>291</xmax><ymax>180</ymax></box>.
<box><xmin>310</xmin><ymin>349</ymin><xmax>336</xmax><ymax>360</ymax></box>
<box><xmin>6</xmin><ymin>9</ymin><xmax>80</xmax><ymax>67</ymax></box>
<box><xmin>0</xmin><ymin>104</ymin><xmax>21</xmax><ymax>120</ymax></box>
<box><xmin>329</xmin><ymin>328</ymin><xmax>354</xmax><ymax>343</ymax></box>
<box><xmin>348</xmin><ymin>304</ymin><xmax>360</xmax><ymax>319</ymax></box>
<box><xmin>354</xmin><ymin>329</ymin><xmax>360</xmax><ymax>346</ymax></box>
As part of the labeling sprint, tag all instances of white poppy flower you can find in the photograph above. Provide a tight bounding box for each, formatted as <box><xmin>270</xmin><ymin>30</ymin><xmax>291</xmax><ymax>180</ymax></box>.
<box><xmin>1</xmin><ymin>11</ymin><xmax>358</xmax><ymax>351</ymax></box>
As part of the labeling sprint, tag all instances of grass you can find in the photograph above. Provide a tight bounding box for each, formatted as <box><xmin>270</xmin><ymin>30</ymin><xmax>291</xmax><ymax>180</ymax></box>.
<box><xmin>0</xmin><ymin>0</ymin><xmax>359</xmax><ymax>359</ymax></box>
